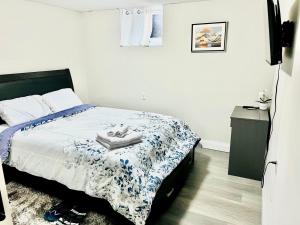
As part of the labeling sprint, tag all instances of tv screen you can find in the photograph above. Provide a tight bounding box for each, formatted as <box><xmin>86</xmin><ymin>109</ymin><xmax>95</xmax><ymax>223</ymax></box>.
<box><xmin>265</xmin><ymin>0</ymin><xmax>282</xmax><ymax>65</ymax></box>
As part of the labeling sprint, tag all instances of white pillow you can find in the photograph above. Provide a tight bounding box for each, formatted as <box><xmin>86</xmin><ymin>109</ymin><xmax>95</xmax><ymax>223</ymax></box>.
<box><xmin>0</xmin><ymin>124</ymin><xmax>9</xmax><ymax>133</ymax></box>
<box><xmin>0</xmin><ymin>95</ymin><xmax>52</xmax><ymax>126</ymax></box>
<box><xmin>42</xmin><ymin>88</ymin><xmax>82</xmax><ymax>112</ymax></box>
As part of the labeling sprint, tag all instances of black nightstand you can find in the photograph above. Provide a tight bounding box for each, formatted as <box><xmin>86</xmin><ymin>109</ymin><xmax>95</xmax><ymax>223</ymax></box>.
<box><xmin>228</xmin><ymin>106</ymin><xmax>270</xmax><ymax>181</ymax></box>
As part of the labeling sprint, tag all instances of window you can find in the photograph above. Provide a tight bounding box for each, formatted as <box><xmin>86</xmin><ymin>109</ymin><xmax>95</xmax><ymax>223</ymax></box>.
<box><xmin>120</xmin><ymin>5</ymin><xmax>163</xmax><ymax>47</ymax></box>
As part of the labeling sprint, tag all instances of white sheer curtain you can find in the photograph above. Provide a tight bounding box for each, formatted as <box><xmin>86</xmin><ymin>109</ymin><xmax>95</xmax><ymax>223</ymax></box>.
<box><xmin>120</xmin><ymin>9</ymin><xmax>133</xmax><ymax>47</ymax></box>
<box><xmin>120</xmin><ymin>5</ymin><xmax>163</xmax><ymax>47</ymax></box>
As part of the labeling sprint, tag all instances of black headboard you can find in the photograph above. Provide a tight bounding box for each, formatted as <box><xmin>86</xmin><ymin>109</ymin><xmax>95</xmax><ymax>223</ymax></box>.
<box><xmin>0</xmin><ymin>69</ymin><xmax>74</xmax><ymax>124</ymax></box>
<box><xmin>0</xmin><ymin>69</ymin><xmax>74</xmax><ymax>101</ymax></box>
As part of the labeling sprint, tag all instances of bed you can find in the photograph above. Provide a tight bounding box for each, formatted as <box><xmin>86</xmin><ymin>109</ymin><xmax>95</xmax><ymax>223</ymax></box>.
<box><xmin>0</xmin><ymin>69</ymin><xmax>200</xmax><ymax>225</ymax></box>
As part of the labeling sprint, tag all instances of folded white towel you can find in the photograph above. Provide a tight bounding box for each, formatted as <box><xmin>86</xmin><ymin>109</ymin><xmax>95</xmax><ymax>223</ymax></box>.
<box><xmin>97</xmin><ymin>131</ymin><xmax>142</xmax><ymax>145</ymax></box>
<box><xmin>97</xmin><ymin>138</ymin><xmax>142</xmax><ymax>150</ymax></box>
<box><xmin>107</xmin><ymin>125</ymin><xmax>129</xmax><ymax>138</ymax></box>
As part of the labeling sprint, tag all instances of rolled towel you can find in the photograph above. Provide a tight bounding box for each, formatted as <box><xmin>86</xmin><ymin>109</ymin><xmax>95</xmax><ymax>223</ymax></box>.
<box><xmin>107</xmin><ymin>125</ymin><xmax>129</xmax><ymax>138</ymax></box>
<box><xmin>97</xmin><ymin>131</ymin><xmax>142</xmax><ymax>145</ymax></box>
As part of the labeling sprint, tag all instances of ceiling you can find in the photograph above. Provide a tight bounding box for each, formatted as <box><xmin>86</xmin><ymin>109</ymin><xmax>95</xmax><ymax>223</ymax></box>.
<box><xmin>28</xmin><ymin>0</ymin><xmax>205</xmax><ymax>12</ymax></box>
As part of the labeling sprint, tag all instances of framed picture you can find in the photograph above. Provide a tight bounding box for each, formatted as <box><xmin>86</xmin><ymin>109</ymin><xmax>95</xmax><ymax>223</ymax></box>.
<box><xmin>191</xmin><ymin>22</ymin><xmax>228</xmax><ymax>52</ymax></box>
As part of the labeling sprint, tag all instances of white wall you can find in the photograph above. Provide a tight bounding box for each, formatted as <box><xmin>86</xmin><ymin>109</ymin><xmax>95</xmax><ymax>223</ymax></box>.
<box><xmin>262</xmin><ymin>1</ymin><xmax>300</xmax><ymax>225</ymax></box>
<box><xmin>83</xmin><ymin>0</ymin><xmax>274</xmax><ymax>150</ymax></box>
<box><xmin>0</xmin><ymin>0</ymin><xmax>88</xmax><ymax>101</ymax></box>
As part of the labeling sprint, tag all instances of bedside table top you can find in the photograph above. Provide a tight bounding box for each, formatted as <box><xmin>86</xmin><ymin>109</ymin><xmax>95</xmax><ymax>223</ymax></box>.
<box><xmin>231</xmin><ymin>106</ymin><xmax>269</xmax><ymax>122</ymax></box>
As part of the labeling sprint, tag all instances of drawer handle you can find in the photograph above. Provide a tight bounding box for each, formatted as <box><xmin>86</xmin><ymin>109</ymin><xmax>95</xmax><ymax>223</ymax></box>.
<box><xmin>166</xmin><ymin>188</ymin><xmax>174</xmax><ymax>198</ymax></box>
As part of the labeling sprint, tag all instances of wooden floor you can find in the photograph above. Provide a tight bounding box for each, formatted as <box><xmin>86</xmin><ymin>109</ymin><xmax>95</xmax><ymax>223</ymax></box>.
<box><xmin>155</xmin><ymin>148</ymin><xmax>262</xmax><ymax>225</ymax></box>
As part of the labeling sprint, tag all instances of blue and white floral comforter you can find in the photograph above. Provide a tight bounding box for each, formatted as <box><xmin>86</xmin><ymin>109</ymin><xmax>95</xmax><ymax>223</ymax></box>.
<box><xmin>1</xmin><ymin>105</ymin><xmax>199</xmax><ymax>225</ymax></box>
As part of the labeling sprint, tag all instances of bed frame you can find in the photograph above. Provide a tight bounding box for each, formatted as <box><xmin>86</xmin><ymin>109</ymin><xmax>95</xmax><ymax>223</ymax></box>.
<box><xmin>0</xmin><ymin>69</ymin><xmax>199</xmax><ymax>224</ymax></box>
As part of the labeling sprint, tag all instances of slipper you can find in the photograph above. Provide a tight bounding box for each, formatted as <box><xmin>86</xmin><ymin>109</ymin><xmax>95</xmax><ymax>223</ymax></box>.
<box><xmin>44</xmin><ymin>201</ymin><xmax>72</xmax><ymax>222</ymax></box>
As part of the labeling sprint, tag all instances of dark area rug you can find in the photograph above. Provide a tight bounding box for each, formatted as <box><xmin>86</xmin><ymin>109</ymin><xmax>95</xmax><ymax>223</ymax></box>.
<box><xmin>6</xmin><ymin>182</ymin><xmax>115</xmax><ymax>225</ymax></box>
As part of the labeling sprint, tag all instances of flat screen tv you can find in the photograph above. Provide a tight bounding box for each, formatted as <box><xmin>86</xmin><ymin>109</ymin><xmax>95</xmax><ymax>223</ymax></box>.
<box><xmin>265</xmin><ymin>0</ymin><xmax>282</xmax><ymax>65</ymax></box>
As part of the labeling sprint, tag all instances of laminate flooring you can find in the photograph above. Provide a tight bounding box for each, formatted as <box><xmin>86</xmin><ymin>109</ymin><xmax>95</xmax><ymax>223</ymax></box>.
<box><xmin>155</xmin><ymin>148</ymin><xmax>262</xmax><ymax>225</ymax></box>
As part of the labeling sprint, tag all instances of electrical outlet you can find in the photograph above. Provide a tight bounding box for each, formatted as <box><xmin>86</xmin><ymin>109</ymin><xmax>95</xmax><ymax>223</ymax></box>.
<box><xmin>141</xmin><ymin>92</ymin><xmax>146</xmax><ymax>101</ymax></box>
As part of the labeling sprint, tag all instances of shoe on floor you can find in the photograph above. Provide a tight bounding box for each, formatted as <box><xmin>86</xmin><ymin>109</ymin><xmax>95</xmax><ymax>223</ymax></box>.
<box><xmin>56</xmin><ymin>205</ymin><xmax>87</xmax><ymax>225</ymax></box>
<box><xmin>44</xmin><ymin>201</ymin><xmax>73</xmax><ymax>222</ymax></box>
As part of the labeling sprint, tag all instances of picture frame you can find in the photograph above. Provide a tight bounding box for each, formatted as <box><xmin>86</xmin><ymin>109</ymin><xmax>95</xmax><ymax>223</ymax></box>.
<box><xmin>191</xmin><ymin>22</ymin><xmax>228</xmax><ymax>52</ymax></box>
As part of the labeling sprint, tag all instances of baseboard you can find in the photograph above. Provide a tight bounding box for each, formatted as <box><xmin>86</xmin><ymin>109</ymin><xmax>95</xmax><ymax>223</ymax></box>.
<box><xmin>200</xmin><ymin>139</ymin><xmax>230</xmax><ymax>152</ymax></box>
